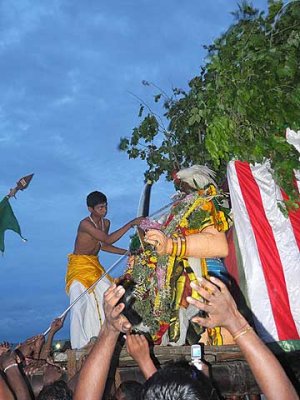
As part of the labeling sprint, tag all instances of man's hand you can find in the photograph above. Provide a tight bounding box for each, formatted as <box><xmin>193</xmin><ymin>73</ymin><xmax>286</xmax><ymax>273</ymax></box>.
<box><xmin>131</xmin><ymin>217</ymin><xmax>145</xmax><ymax>227</ymax></box>
<box><xmin>125</xmin><ymin>333</ymin><xmax>157</xmax><ymax>379</ymax></box>
<box><xmin>144</xmin><ymin>229</ymin><xmax>171</xmax><ymax>255</ymax></box>
<box><xmin>126</xmin><ymin>334</ymin><xmax>150</xmax><ymax>364</ymax></box>
<box><xmin>187</xmin><ymin>277</ymin><xmax>245</xmax><ymax>333</ymax></box>
<box><xmin>50</xmin><ymin>315</ymin><xmax>65</xmax><ymax>332</ymax></box>
<box><xmin>103</xmin><ymin>284</ymin><xmax>132</xmax><ymax>334</ymax></box>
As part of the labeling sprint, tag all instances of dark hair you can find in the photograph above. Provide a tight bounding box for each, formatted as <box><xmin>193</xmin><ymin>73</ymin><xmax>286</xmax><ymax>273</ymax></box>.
<box><xmin>86</xmin><ymin>191</ymin><xmax>107</xmax><ymax>208</ymax></box>
<box><xmin>37</xmin><ymin>380</ymin><xmax>73</xmax><ymax>400</ymax></box>
<box><xmin>140</xmin><ymin>361</ymin><xmax>218</xmax><ymax>400</ymax></box>
<box><xmin>118</xmin><ymin>380</ymin><xmax>143</xmax><ymax>399</ymax></box>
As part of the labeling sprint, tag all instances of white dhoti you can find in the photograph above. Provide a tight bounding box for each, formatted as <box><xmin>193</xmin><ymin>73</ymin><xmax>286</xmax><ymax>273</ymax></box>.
<box><xmin>65</xmin><ymin>254</ymin><xmax>113</xmax><ymax>349</ymax></box>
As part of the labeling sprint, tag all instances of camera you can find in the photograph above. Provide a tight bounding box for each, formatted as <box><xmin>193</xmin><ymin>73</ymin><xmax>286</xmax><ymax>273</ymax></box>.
<box><xmin>116</xmin><ymin>278</ymin><xmax>142</xmax><ymax>326</ymax></box>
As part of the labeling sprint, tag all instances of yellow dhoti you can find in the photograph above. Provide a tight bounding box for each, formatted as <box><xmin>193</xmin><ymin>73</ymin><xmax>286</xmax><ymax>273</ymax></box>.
<box><xmin>65</xmin><ymin>254</ymin><xmax>113</xmax><ymax>349</ymax></box>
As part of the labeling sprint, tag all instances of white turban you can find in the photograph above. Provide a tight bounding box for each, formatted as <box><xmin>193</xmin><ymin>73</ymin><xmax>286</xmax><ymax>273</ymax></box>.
<box><xmin>176</xmin><ymin>165</ymin><xmax>217</xmax><ymax>190</ymax></box>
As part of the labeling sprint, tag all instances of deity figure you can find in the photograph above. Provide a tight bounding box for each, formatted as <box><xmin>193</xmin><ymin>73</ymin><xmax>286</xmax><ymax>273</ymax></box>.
<box><xmin>126</xmin><ymin>165</ymin><xmax>231</xmax><ymax>345</ymax></box>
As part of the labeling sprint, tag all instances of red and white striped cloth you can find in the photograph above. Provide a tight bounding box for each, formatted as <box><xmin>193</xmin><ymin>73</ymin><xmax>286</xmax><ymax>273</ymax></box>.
<box><xmin>227</xmin><ymin>160</ymin><xmax>300</xmax><ymax>343</ymax></box>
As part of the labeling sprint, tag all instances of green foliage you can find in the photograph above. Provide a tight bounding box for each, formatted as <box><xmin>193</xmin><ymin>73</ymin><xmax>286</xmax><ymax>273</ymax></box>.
<box><xmin>119</xmin><ymin>0</ymin><xmax>300</xmax><ymax>202</ymax></box>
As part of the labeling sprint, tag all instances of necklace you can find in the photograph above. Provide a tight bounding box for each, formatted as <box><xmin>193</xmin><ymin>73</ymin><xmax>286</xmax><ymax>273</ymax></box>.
<box><xmin>89</xmin><ymin>216</ymin><xmax>105</xmax><ymax>231</ymax></box>
<box><xmin>89</xmin><ymin>216</ymin><xmax>98</xmax><ymax>229</ymax></box>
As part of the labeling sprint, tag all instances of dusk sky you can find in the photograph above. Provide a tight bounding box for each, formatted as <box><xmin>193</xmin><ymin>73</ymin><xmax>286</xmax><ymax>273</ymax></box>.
<box><xmin>0</xmin><ymin>0</ymin><xmax>270</xmax><ymax>342</ymax></box>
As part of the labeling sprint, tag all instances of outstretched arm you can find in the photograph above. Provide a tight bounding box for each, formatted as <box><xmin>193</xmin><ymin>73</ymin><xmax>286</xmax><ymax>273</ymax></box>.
<box><xmin>144</xmin><ymin>226</ymin><xmax>228</xmax><ymax>258</ymax></box>
<box><xmin>40</xmin><ymin>316</ymin><xmax>65</xmax><ymax>360</ymax></box>
<box><xmin>101</xmin><ymin>243</ymin><xmax>127</xmax><ymax>255</ymax></box>
<box><xmin>187</xmin><ymin>277</ymin><xmax>298</xmax><ymax>400</ymax></box>
<box><xmin>81</xmin><ymin>216</ymin><xmax>144</xmax><ymax>245</ymax></box>
<box><xmin>74</xmin><ymin>284</ymin><xmax>132</xmax><ymax>400</ymax></box>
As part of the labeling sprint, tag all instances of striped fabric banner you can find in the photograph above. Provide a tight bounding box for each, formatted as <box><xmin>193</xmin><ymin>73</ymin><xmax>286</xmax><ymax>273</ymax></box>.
<box><xmin>226</xmin><ymin>160</ymin><xmax>300</xmax><ymax>343</ymax></box>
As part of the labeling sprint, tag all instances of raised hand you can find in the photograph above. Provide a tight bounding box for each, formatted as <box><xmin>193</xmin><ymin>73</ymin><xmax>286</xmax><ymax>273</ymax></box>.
<box><xmin>187</xmin><ymin>276</ymin><xmax>246</xmax><ymax>333</ymax></box>
<box><xmin>103</xmin><ymin>284</ymin><xmax>132</xmax><ymax>334</ymax></box>
<box><xmin>126</xmin><ymin>334</ymin><xmax>150</xmax><ymax>364</ymax></box>
<box><xmin>125</xmin><ymin>334</ymin><xmax>157</xmax><ymax>379</ymax></box>
<box><xmin>50</xmin><ymin>315</ymin><xmax>65</xmax><ymax>333</ymax></box>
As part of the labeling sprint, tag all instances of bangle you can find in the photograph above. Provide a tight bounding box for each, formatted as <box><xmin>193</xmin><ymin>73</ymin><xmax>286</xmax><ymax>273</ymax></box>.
<box><xmin>179</xmin><ymin>237</ymin><xmax>186</xmax><ymax>258</ymax></box>
<box><xmin>4</xmin><ymin>363</ymin><xmax>18</xmax><ymax>373</ymax></box>
<box><xmin>232</xmin><ymin>325</ymin><xmax>253</xmax><ymax>341</ymax></box>
<box><xmin>171</xmin><ymin>238</ymin><xmax>178</xmax><ymax>257</ymax></box>
<box><xmin>176</xmin><ymin>236</ymin><xmax>181</xmax><ymax>257</ymax></box>
<box><xmin>231</xmin><ymin>322</ymin><xmax>248</xmax><ymax>337</ymax></box>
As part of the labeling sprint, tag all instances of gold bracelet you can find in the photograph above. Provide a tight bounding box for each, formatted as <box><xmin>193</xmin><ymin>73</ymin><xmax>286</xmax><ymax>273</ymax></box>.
<box><xmin>231</xmin><ymin>322</ymin><xmax>248</xmax><ymax>337</ymax></box>
<box><xmin>233</xmin><ymin>325</ymin><xmax>253</xmax><ymax>341</ymax></box>
<box><xmin>179</xmin><ymin>237</ymin><xmax>186</xmax><ymax>258</ymax></box>
<box><xmin>4</xmin><ymin>363</ymin><xmax>18</xmax><ymax>373</ymax></box>
<box><xmin>171</xmin><ymin>238</ymin><xmax>178</xmax><ymax>257</ymax></box>
<box><xmin>176</xmin><ymin>236</ymin><xmax>181</xmax><ymax>257</ymax></box>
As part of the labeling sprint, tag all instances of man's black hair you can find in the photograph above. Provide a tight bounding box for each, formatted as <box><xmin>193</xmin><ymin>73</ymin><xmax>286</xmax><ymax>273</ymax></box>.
<box><xmin>37</xmin><ymin>380</ymin><xmax>73</xmax><ymax>400</ymax></box>
<box><xmin>86</xmin><ymin>191</ymin><xmax>107</xmax><ymax>208</ymax></box>
<box><xmin>118</xmin><ymin>380</ymin><xmax>143</xmax><ymax>399</ymax></box>
<box><xmin>140</xmin><ymin>360</ymin><xmax>219</xmax><ymax>400</ymax></box>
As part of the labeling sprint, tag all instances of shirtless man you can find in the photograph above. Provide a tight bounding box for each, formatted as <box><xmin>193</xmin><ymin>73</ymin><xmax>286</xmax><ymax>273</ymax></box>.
<box><xmin>65</xmin><ymin>191</ymin><xmax>143</xmax><ymax>349</ymax></box>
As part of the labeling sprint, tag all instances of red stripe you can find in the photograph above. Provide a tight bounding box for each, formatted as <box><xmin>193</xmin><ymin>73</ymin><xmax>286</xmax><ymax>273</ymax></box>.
<box><xmin>235</xmin><ymin>161</ymin><xmax>299</xmax><ymax>340</ymax></box>
<box><xmin>224</xmin><ymin>227</ymin><xmax>240</xmax><ymax>300</ymax></box>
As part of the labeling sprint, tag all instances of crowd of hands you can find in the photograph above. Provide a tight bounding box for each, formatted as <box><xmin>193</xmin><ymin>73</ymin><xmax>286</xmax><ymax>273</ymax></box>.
<box><xmin>0</xmin><ymin>276</ymin><xmax>298</xmax><ymax>400</ymax></box>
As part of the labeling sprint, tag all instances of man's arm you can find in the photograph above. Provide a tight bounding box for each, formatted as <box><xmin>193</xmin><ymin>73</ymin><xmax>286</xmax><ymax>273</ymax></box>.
<box><xmin>74</xmin><ymin>284</ymin><xmax>132</xmax><ymax>400</ymax></box>
<box><xmin>81</xmin><ymin>216</ymin><xmax>144</xmax><ymax>245</ymax></box>
<box><xmin>0</xmin><ymin>351</ymin><xmax>32</xmax><ymax>400</ymax></box>
<box><xmin>39</xmin><ymin>316</ymin><xmax>65</xmax><ymax>360</ymax></box>
<box><xmin>187</xmin><ymin>277</ymin><xmax>298</xmax><ymax>400</ymax></box>
<box><xmin>101</xmin><ymin>243</ymin><xmax>127</xmax><ymax>255</ymax></box>
<box><xmin>144</xmin><ymin>226</ymin><xmax>228</xmax><ymax>258</ymax></box>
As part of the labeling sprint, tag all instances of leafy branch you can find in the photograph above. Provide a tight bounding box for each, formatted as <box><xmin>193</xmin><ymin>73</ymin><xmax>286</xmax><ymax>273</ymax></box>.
<box><xmin>119</xmin><ymin>0</ymin><xmax>300</xmax><ymax>204</ymax></box>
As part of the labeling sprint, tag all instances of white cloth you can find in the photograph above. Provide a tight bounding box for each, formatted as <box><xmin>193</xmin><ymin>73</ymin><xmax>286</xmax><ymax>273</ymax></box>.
<box><xmin>69</xmin><ymin>277</ymin><xmax>111</xmax><ymax>349</ymax></box>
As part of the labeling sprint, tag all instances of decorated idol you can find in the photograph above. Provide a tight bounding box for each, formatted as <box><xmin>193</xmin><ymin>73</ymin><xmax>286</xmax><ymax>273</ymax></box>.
<box><xmin>126</xmin><ymin>165</ymin><xmax>231</xmax><ymax>345</ymax></box>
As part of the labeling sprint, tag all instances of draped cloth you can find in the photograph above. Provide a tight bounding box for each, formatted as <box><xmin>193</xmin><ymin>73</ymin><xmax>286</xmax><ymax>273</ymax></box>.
<box><xmin>65</xmin><ymin>254</ymin><xmax>112</xmax><ymax>293</ymax></box>
<box><xmin>65</xmin><ymin>254</ymin><xmax>113</xmax><ymax>349</ymax></box>
<box><xmin>227</xmin><ymin>160</ymin><xmax>300</xmax><ymax>346</ymax></box>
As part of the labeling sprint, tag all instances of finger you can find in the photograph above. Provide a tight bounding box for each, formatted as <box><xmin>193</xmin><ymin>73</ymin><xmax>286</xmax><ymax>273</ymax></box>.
<box><xmin>210</xmin><ymin>276</ymin><xmax>227</xmax><ymax>292</ymax></box>
<box><xmin>196</xmin><ymin>277</ymin><xmax>221</xmax><ymax>294</ymax></box>
<box><xmin>104</xmin><ymin>283</ymin><xmax>117</xmax><ymax>299</ymax></box>
<box><xmin>186</xmin><ymin>296</ymin><xmax>210</xmax><ymax>312</ymax></box>
<box><xmin>105</xmin><ymin>285</ymin><xmax>125</xmax><ymax>306</ymax></box>
<box><xmin>121</xmin><ymin>318</ymin><xmax>132</xmax><ymax>333</ymax></box>
<box><xmin>145</xmin><ymin>229</ymin><xmax>162</xmax><ymax>239</ymax></box>
<box><xmin>192</xmin><ymin>316</ymin><xmax>213</xmax><ymax>329</ymax></box>
<box><xmin>110</xmin><ymin>302</ymin><xmax>125</xmax><ymax>318</ymax></box>
<box><xmin>189</xmin><ymin>284</ymin><xmax>215</xmax><ymax>303</ymax></box>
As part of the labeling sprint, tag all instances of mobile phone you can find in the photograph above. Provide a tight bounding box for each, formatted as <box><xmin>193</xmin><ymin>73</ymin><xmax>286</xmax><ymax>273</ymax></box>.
<box><xmin>191</xmin><ymin>344</ymin><xmax>202</xmax><ymax>360</ymax></box>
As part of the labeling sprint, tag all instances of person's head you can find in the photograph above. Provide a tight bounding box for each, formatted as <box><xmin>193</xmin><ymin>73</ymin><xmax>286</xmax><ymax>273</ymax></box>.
<box><xmin>86</xmin><ymin>191</ymin><xmax>108</xmax><ymax>216</ymax></box>
<box><xmin>37</xmin><ymin>380</ymin><xmax>73</xmax><ymax>400</ymax></box>
<box><xmin>140</xmin><ymin>361</ymin><xmax>218</xmax><ymax>400</ymax></box>
<box><xmin>115</xmin><ymin>380</ymin><xmax>143</xmax><ymax>400</ymax></box>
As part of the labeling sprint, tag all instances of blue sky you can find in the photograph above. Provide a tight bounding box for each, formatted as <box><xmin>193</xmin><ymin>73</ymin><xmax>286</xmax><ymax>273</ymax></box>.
<box><xmin>0</xmin><ymin>0</ymin><xmax>269</xmax><ymax>342</ymax></box>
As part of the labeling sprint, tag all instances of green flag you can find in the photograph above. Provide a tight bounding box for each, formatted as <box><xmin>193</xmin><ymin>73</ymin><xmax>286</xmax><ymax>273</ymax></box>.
<box><xmin>0</xmin><ymin>196</ymin><xmax>25</xmax><ymax>253</ymax></box>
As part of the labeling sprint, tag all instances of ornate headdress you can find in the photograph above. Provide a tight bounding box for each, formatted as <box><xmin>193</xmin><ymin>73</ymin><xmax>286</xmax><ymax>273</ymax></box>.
<box><xmin>174</xmin><ymin>165</ymin><xmax>217</xmax><ymax>190</ymax></box>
